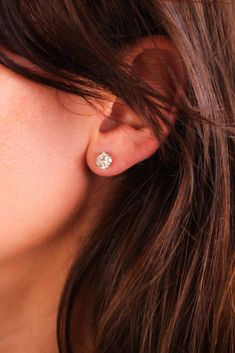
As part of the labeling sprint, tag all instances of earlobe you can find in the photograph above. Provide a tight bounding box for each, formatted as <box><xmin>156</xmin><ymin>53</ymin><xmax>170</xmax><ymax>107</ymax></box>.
<box><xmin>86</xmin><ymin>123</ymin><xmax>159</xmax><ymax>177</ymax></box>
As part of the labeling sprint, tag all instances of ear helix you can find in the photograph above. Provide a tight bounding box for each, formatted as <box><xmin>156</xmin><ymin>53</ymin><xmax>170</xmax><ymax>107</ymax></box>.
<box><xmin>95</xmin><ymin>152</ymin><xmax>113</xmax><ymax>170</ymax></box>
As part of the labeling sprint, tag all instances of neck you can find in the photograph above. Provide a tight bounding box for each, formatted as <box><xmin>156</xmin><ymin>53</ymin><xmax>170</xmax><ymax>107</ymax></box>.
<box><xmin>0</xmin><ymin>175</ymin><xmax>118</xmax><ymax>353</ymax></box>
<box><xmin>0</xmin><ymin>222</ymin><xmax>81</xmax><ymax>353</ymax></box>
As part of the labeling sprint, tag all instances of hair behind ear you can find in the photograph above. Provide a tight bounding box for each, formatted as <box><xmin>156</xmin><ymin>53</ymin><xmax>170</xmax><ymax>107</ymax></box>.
<box><xmin>57</xmin><ymin>3</ymin><xmax>235</xmax><ymax>353</ymax></box>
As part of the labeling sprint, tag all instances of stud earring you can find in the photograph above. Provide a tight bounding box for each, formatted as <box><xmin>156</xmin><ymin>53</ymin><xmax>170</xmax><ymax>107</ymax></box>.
<box><xmin>96</xmin><ymin>152</ymin><xmax>113</xmax><ymax>169</ymax></box>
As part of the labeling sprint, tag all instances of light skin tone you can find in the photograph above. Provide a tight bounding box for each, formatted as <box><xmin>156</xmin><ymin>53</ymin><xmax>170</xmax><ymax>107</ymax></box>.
<box><xmin>0</xmin><ymin>35</ymin><xmax>184</xmax><ymax>353</ymax></box>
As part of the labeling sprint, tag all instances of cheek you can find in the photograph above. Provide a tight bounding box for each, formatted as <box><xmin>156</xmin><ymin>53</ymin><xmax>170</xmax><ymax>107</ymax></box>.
<box><xmin>0</xmin><ymin>143</ymin><xmax>88</xmax><ymax>261</ymax></box>
<box><xmin>0</xmin><ymin>74</ymin><xmax>90</xmax><ymax>261</ymax></box>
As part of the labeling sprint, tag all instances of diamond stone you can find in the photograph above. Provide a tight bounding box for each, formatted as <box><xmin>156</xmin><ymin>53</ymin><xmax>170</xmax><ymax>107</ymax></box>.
<box><xmin>96</xmin><ymin>152</ymin><xmax>113</xmax><ymax>169</ymax></box>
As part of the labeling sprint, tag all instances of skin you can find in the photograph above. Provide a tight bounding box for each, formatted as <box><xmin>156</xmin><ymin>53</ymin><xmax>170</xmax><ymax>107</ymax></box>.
<box><xmin>0</xmin><ymin>50</ymin><xmax>116</xmax><ymax>353</ymax></box>
<box><xmin>0</xmin><ymin>36</ymin><xmax>183</xmax><ymax>353</ymax></box>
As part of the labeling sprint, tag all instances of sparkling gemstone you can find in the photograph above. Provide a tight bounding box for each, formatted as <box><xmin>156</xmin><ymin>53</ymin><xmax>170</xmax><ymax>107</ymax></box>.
<box><xmin>96</xmin><ymin>152</ymin><xmax>113</xmax><ymax>169</ymax></box>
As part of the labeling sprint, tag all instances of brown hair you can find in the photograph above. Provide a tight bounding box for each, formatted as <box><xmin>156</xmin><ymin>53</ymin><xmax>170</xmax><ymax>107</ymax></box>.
<box><xmin>0</xmin><ymin>1</ymin><xmax>234</xmax><ymax>352</ymax></box>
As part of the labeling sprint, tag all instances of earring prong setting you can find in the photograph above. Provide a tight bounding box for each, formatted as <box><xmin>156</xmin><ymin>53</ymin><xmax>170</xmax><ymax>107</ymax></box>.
<box><xmin>96</xmin><ymin>152</ymin><xmax>113</xmax><ymax>169</ymax></box>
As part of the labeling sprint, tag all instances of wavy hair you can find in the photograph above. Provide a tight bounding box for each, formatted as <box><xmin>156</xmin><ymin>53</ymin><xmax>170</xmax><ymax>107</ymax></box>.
<box><xmin>0</xmin><ymin>1</ymin><xmax>234</xmax><ymax>352</ymax></box>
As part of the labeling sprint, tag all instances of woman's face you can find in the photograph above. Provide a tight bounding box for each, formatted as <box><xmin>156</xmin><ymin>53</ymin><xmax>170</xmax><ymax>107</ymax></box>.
<box><xmin>0</xmin><ymin>52</ymin><xmax>100</xmax><ymax>261</ymax></box>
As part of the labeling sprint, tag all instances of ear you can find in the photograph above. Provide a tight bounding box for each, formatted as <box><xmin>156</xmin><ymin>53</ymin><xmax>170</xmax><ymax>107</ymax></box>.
<box><xmin>86</xmin><ymin>35</ymin><xmax>185</xmax><ymax>177</ymax></box>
